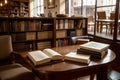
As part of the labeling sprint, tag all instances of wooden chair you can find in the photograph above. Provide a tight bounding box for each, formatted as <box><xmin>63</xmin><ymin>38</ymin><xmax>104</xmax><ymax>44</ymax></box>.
<box><xmin>109</xmin><ymin>12</ymin><xmax>115</xmax><ymax>34</ymax></box>
<box><xmin>97</xmin><ymin>11</ymin><xmax>109</xmax><ymax>33</ymax></box>
<box><xmin>88</xmin><ymin>16</ymin><xmax>95</xmax><ymax>32</ymax></box>
<box><xmin>110</xmin><ymin>13</ymin><xmax>115</xmax><ymax>20</ymax></box>
<box><xmin>0</xmin><ymin>35</ymin><xmax>35</xmax><ymax>80</ymax></box>
<box><xmin>110</xmin><ymin>12</ymin><xmax>120</xmax><ymax>34</ymax></box>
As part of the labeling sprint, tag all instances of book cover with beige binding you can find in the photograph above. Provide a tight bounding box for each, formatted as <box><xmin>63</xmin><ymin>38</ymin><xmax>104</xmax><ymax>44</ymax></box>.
<box><xmin>64</xmin><ymin>52</ymin><xmax>90</xmax><ymax>64</ymax></box>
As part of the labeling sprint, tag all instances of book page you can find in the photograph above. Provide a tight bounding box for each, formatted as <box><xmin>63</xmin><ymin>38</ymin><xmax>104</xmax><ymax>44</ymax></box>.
<box><xmin>79</xmin><ymin>41</ymin><xmax>109</xmax><ymax>52</ymax></box>
<box><xmin>64</xmin><ymin>52</ymin><xmax>90</xmax><ymax>64</ymax></box>
<box><xmin>27</xmin><ymin>50</ymin><xmax>51</xmax><ymax>66</ymax></box>
<box><xmin>43</xmin><ymin>48</ymin><xmax>63</xmax><ymax>60</ymax></box>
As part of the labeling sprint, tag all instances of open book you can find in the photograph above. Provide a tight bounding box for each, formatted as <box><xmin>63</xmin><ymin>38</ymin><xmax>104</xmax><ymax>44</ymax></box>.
<box><xmin>79</xmin><ymin>41</ymin><xmax>110</xmax><ymax>52</ymax></box>
<box><xmin>27</xmin><ymin>48</ymin><xmax>63</xmax><ymax>66</ymax></box>
<box><xmin>64</xmin><ymin>52</ymin><xmax>91</xmax><ymax>64</ymax></box>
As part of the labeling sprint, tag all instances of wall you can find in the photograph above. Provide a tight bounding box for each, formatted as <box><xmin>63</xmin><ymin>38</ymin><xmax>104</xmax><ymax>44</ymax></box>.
<box><xmin>59</xmin><ymin>0</ymin><xmax>65</xmax><ymax>14</ymax></box>
<box><xmin>29</xmin><ymin>0</ymin><xmax>34</xmax><ymax>17</ymax></box>
<box><xmin>44</xmin><ymin>0</ymin><xmax>65</xmax><ymax>17</ymax></box>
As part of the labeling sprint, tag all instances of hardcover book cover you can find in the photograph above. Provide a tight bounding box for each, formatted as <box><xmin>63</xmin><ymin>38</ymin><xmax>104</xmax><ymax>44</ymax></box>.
<box><xmin>79</xmin><ymin>41</ymin><xmax>110</xmax><ymax>52</ymax></box>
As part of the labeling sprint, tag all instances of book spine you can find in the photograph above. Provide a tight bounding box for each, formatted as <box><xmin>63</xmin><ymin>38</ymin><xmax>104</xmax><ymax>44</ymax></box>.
<box><xmin>77</xmin><ymin>49</ymin><xmax>103</xmax><ymax>59</ymax></box>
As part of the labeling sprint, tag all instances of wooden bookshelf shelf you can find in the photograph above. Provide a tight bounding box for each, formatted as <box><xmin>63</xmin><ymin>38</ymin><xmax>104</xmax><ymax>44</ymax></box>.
<box><xmin>0</xmin><ymin>0</ymin><xmax>29</xmax><ymax>17</ymax></box>
<box><xmin>0</xmin><ymin>17</ymin><xmax>88</xmax><ymax>51</ymax></box>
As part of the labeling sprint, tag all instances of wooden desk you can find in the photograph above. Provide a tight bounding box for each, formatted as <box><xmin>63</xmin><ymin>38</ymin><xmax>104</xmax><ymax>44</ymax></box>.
<box><xmin>26</xmin><ymin>45</ymin><xmax>116</xmax><ymax>80</ymax></box>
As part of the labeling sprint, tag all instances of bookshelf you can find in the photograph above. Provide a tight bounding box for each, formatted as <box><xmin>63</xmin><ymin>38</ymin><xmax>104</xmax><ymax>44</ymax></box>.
<box><xmin>0</xmin><ymin>17</ymin><xmax>88</xmax><ymax>51</ymax></box>
<box><xmin>55</xmin><ymin>17</ymin><xmax>88</xmax><ymax>47</ymax></box>
<box><xmin>0</xmin><ymin>17</ymin><xmax>9</xmax><ymax>34</ymax></box>
<box><xmin>9</xmin><ymin>17</ymin><xmax>54</xmax><ymax>51</ymax></box>
<box><xmin>0</xmin><ymin>0</ymin><xmax>29</xmax><ymax>17</ymax></box>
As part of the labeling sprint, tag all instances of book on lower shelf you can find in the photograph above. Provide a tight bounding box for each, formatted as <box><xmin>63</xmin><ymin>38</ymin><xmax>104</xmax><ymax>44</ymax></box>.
<box><xmin>27</xmin><ymin>48</ymin><xmax>63</xmax><ymax>66</ymax></box>
<box><xmin>64</xmin><ymin>52</ymin><xmax>91</xmax><ymax>64</ymax></box>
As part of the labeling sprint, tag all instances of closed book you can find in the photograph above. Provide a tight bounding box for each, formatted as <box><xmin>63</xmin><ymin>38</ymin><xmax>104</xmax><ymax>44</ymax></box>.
<box><xmin>77</xmin><ymin>48</ymin><xmax>108</xmax><ymax>59</ymax></box>
<box><xmin>79</xmin><ymin>41</ymin><xmax>110</xmax><ymax>53</ymax></box>
<box><xmin>77</xmin><ymin>20</ymin><xmax>83</xmax><ymax>28</ymax></box>
<box><xmin>64</xmin><ymin>52</ymin><xmax>90</xmax><ymax>64</ymax></box>
<box><xmin>15</xmin><ymin>33</ymin><xmax>26</xmax><ymax>41</ymax></box>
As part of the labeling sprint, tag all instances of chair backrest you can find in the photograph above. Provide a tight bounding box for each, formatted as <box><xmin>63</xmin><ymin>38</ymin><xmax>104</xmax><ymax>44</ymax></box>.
<box><xmin>110</xmin><ymin>13</ymin><xmax>115</xmax><ymax>20</ymax></box>
<box><xmin>110</xmin><ymin>12</ymin><xmax>120</xmax><ymax>20</ymax></box>
<box><xmin>88</xmin><ymin>16</ymin><xmax>94</xmax><ymax>22</ymax></box>
<box><xmin>0</xmin><ymin>35</ymin><xmax>13</xmax><ymax>60</ymax></box>
<box><xmin>71</xmin><ymin>36</ymin><xmax>93</xmax><ymax>45</ymax></box>
<box><xmin>97</xmin><ymin>11</ymin><xmax>106</xmax><ymax>19</ymax></box>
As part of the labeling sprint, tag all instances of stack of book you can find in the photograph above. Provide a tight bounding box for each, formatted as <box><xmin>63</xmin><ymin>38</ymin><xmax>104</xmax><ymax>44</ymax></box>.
<box><xmin>77</xmin><ymin>41</ymin><xmax>110</xmax><ymax>59</ymax></box>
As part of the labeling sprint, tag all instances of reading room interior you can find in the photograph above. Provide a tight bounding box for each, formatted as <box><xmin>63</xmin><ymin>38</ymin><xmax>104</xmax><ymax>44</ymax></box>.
<box><xmin>0</xmin><ymin>0</ymin><xmax>120</xmax><ymax>80</ymax></box>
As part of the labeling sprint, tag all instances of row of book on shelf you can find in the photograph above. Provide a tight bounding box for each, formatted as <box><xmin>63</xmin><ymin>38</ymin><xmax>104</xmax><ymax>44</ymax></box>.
<box><xmin>13</xmin><ymin>39</ymin><xmax>71</xmax><ymax>51</ymax></box>
<box><xmin>13</xmin><ymin>43</ymin><xmax>33</xmax><ymax>51</ymax></box>
<box><xmin>0</xmin><ymin>21</ymin><xmax>8</xmax><ymax>32</ymax></box>
<box><xmin>11</xmin><ymin>29</ymin><xmax>83</xmax><ymax>42</ymax></box>
<box><xmin>56</xmin><ymin>19</ymin><xmax>83</xmax><ymax>30</ymax></box>
<box><xmin>10</xmin><ymin>21</ymin><xmax>53</xmax><ymax>32</ymax></box>
<box><xmin>11</xmin><ymin>31</ymin><xmax>53</xmax><ymax>41</ymax></box>
<box><xmin>27</xmin><ymin>41</ymin><xmax>110</xmax><ymax>66</ymax></box>
<box><xmin>0</xmin><ymin>19</ymin><xmax>84</xmax><ymax>32</ymax></box>
<box><xmin>13</xmin><ymin>41</ymin><xmax>51</xmax><ymax>52</ymax></box>
<box><xmin>13</xmin><ymin>40</ymin><xmax>70</xmax><ymax>52</ymax></box>
<box><xmin>56</xmin><ymin>39</ymin><xmax>70</xmax><ymax>47</ymax></box>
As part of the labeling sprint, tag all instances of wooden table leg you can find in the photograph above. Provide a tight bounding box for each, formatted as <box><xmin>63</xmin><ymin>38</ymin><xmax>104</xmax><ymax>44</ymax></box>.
<box><xmin>100</xmin><ymin>22</ymin><xmax>103</xmax><ymax>33</ymax></box>
<box><xmin>97</xmin><ymin>22</ymin><xmax>100</xmax><ymax>32</ymax></box>
<box><xmin>90</xmin><ymin>74</ymin><xmax>95</xmax><ymax>80</ymax></box>
<box><xmin>96</xmin><ymin>66</ymin><xmax>108</xmax><ymax>80</ymax></box>
<box><xmin>110</xmin><ymin>23</ymin><xmax>113</xmax><ymax>35</ymax></box>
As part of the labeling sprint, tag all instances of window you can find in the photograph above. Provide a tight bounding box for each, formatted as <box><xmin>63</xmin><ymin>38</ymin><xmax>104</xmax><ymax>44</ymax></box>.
<box><xmin>67</xmin><ymin>0</ymin><xmax>95</xmax><ymax>17</ymax></box>
<box><xmin>67</xmin><ymin>0</ymin><xmax>118</xmax><ymax>41</ymax></box>
<box><xmin>95</xmin><ymin>0</ymin><xmax>116</xmax><ymax>40</ymax></box>
<box><xmin>30</xmin><ymin>0</ymin><xmax>44</xmax><ymax>17</ymax></box>
<box><xmin>68</xmin><ymin>0</ymin><xmax>115</xmax><ymax>17</ymax></box>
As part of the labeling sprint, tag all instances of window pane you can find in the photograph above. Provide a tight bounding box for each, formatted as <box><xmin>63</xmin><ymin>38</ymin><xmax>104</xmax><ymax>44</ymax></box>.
<box><xmin>30</xmin><ymin>0</ymin><xmax>44</xmax><ymax>17</ymax></box>
<box><xmin>95</xmin><ymin>0</ymin><xmax>116</xmax><ymax>40</ymax></box>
